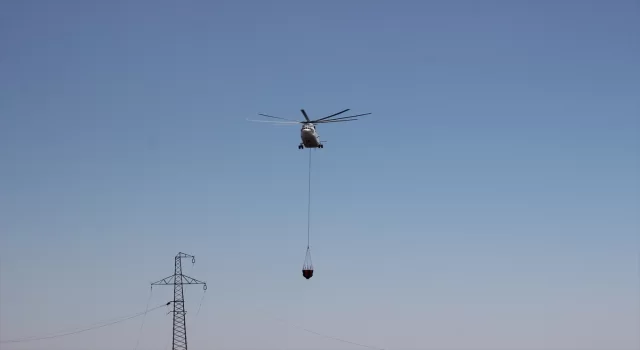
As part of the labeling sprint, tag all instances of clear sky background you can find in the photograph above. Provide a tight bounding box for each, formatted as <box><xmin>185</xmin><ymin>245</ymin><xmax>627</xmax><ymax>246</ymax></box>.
<box><xmin>1</xmin><ymin>1</ymin><xmax>638</xmax><ymax>350</ymax></box>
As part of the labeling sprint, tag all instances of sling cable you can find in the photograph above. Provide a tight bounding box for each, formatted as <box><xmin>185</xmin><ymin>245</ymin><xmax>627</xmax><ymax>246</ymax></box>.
<box><xmin>302</xmin><ymin>149</ymin><xmax>314</xmax><ymax>279</ymax></box>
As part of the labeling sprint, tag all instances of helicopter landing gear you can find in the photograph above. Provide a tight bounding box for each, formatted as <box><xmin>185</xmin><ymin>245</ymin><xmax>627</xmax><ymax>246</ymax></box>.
<box><xmin>298</xmin><ymin>143</ymin><xmax>323</xmax><ymax>149</ymax></box>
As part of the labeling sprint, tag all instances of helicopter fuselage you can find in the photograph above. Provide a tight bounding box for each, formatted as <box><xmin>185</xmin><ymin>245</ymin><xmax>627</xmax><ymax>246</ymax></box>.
<box><xmin>299</xmin><ymin>123</ymin><xmax>323</xmax><ymax>149</ymax></box>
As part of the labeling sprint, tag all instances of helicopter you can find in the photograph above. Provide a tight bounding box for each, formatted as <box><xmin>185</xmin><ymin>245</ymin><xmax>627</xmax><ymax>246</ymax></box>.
<box><xmin>248</xmin><ymin>108</ymin><xmax>372</xmax><ymax>149</ymax></box>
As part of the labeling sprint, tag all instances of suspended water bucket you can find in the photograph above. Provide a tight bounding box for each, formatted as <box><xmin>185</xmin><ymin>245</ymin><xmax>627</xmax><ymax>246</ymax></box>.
<box><xmin>302</xmin><ymin>246</ymin><xmax>313</xmax><ymax>279</ymax></box>
<box><xmin>302</xmin><ymin>269</ymin><xmax>313</xmax><ymax>279</ymax></box>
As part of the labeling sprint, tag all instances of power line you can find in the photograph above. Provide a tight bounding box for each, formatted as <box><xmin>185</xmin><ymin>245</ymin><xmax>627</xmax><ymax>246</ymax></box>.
<box><xmin>4</xmin><ymin>311</ymin><xmax>137</xmax><ymax>343</ymax></box>
<box><xmin>2</xmin><ymin>296</ymin><xmax>386</xmax><ymax>350</ymax></box>
<box><xmin>2</xmin><ymin>301</ymin><xmax>164</xmax><ymax>343</ymax></box>
<box><xmin>296</xmin><ymin>326</ymin><xmax>386</xmax><ymax>350</ymax></box>
<box><xmin>195</xmin><ymin>288</ymin><xmax>206</xmax><ymax>317</ymax></box>
<box><xmin>0</xmin><ymin>302</ymin><xmax>170</xmax><ymax>344</ymax></box>
<box><xmin>133</xmin><ymin>287</ymin><xmax>154</xmax><ymax>350</ymax></box>
<box><xmin>262</xmin><ymin>309</ymin><xmax>386</xmax><ymax>350</ymax></box>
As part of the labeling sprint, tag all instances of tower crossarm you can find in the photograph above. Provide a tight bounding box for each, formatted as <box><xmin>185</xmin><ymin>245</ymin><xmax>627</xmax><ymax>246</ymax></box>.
<box><xmin>150</xmin><ymin>275</ymin><xmax>206</xmax><ymax>288</ymax></box>
<box><xmin>151</xmin><ymin>275</ymin><xmax>176</xmax><ymax>286</ymax></box>
<box><xmin>181</xmin><ymin>275</ymin><xmax>206</xmax><ymax>286</ymax></box>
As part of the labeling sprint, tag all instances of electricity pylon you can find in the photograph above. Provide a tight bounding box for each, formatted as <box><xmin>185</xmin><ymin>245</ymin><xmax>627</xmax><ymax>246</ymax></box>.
<box><xmin>152</xmin><ymin>252</ymin><xmax>207</xmax><ymax>350</ymax></box>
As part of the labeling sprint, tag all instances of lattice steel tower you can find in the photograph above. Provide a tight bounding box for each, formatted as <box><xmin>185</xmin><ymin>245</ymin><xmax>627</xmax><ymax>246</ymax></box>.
<box><xmin>152</xmin><ymin>252</ymin><xmax>207</xmax><ymax>350</ymax></box>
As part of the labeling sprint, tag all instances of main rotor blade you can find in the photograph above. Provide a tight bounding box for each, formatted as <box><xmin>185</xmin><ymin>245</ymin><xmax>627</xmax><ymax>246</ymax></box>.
<box><xmin>247</xmin><ymin>118</ymin><xmax>300</xmax><ymax>124</ymax></box>
<box><xmin>315</xmin><ymin>118</ymin><xmax>358</xmax><ymax>123</ymax></box>
<box><xmin>300</xmin><ymin>109</ymin><xmax>310</xmax><ymax>122</ymax></box>
<box><xmin>313</xmin><ymin>109</ymin><xmax>350</xmax><ymax>122</ymax></box>
<box><xmin>313</xmin><ymin>108</ymin><xmax>349</xmax><ymax>122</ymax></box>
<box><xmin>258</xmin><ymin>113</ymin><xmax>300</xmax><ymax>122</ymax></box>
<box><xmin>315</xmin><ymin>114</ymin><xmax>370</xmax><ymax>123</ymax></box>
<box><xmin>320</xmin><ymin>113</ymin><xmax>372</xmax><ymax>122</ymax></box>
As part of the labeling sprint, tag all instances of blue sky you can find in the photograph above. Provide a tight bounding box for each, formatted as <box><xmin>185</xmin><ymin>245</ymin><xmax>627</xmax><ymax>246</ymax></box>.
<box><xmin>1</xmin><ymin>1</ymin><xmax>638</xmax><ymax>349</ymax></box>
